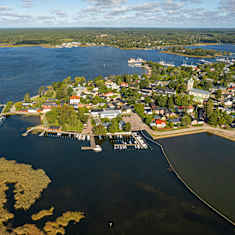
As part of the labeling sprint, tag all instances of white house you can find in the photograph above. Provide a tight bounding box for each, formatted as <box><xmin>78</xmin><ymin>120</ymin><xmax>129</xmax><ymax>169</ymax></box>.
<box><xmin>70</xmin><ymin>96</ymin><xmax>80</xmax><ymax>105</ymax></box>
<box><xmin>100</xmin><ymin>110</ymin><xmax>121</xmax><ymax>119</ymax></box>
<box><xmin>189</xmin><ymin>88</ymin><xmax>210</xmax><ymax>102</ymax></box>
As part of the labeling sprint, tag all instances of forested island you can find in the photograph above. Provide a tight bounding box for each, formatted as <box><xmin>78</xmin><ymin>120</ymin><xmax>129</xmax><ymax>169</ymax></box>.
<box><xmin>162</xmin><ymin>46</ymin><xmax>232</xmax><ymax>58</ymax></box>
<box><xmin>0</xmin><ymin>28</ymin><xmax>235</xmax><ymax>49</ymax></box>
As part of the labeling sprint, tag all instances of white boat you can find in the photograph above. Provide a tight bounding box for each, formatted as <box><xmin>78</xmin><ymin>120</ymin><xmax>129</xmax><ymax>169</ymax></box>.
<box><xmin>0</xmin><ymin>116</ymin><xmax>5</xmax><ymax>126</ymax></box>
<box><xmin>94</xmin><ymin>145</ymin><xmax>102</xmax><ymax>152</ymax></box>
<box><xmin>159</xmin><ymin>61</ymin><xmax>175</xmax><ymax>67</ymax></box>
<box><xmin>128</xmin><ymin>58</ymin><xmax>145</xmax><ymax>64</ymax></box>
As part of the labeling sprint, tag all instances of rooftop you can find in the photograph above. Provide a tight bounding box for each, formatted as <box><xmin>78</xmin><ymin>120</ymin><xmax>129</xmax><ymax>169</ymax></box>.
<box><xmin>190</xmin><ymin>88</ymin><xmax>210</xmax><ymax>95</ymax></box>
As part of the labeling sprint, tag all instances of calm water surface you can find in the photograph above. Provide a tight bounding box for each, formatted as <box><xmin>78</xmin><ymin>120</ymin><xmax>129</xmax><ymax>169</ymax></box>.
<box><xmin>1</xmin><ymin>44</ymin><xmax>235</xmax><ymax>103</ymax></box>
<box><xmin>0</xmin><ymin>45</ymin><xmax>235</xmax><ymax>234</ymax></box>
<box><xmin>159</xmin><ymin>133</ymin><xmax>235</xmax><ymax>223</ymax></box>
<box><xmin>0</xmin><ymin>116</ymin><xmax>234</xmax><ymax>234</ymax></box>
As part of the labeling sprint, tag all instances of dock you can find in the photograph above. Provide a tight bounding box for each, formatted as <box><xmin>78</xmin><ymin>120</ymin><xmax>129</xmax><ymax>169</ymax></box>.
<box><xmin>110</xmin><ymin>132</ymin><xmax>149</xmax><ymax>150</ymax></box>
<box><xmin>23</xmin><ymin>127</ymin><xmax>102</xmax><ymax>152</ymax></box>
<box><xmin>81</xmin><ymin>135</ymin><xmax>102</xmax><ymax>152</ymax></box>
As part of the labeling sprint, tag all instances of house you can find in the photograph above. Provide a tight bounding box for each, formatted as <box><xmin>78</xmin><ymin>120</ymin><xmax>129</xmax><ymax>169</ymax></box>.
<box><xmin>189</xmin><ymin>88</ymin><xmax>210</xmax><ymax>102</ymax></box>
<box><xmin>22</xmin><ymin>102</ymin><xmax>33</xmax><ymax>107</ymax></box>
<box><xmin>144</xmin><ymin>107</ymin><xmax>153</xmax><ymax>115</ymax></box>
<box><xmin>48</xmin><ymin>126</ymin><xmax>60</xmax><ymax>131</ymax></box>
<box><xmin>103</xmin><ymin>92</ymin><xmax>114</xmax><ymax>97</ymax></box>
<box><xmin>105</xmin><ymin>81</ymin><xmax>120</xmax><ymax>90</ymax></box>
<box><xmin>73</xmin><ymin>86</ymin><xmax>86</xmax><ymax>96</ymax></box>
<box><xmin>175</xmin><ymin>106</ymin><xmax>194</xmax><ymax>114</ymax></box>
<box><xmin>90</xmin><ymin>109</ymin><xmax>102</xmax><ymax>117</ymax></box>
<box><xmin>100</xmin><ymin>110</ymin><xmax>121</xmax><ymax>119</ymax></box>
<box><xmin>42</xmin><ymin>102</ymin><xmax>57</xmax><ymax>109</ymax></box>
<box><xmin>155</xmin><ymin>119</ymin><xmax>166</xmax><ymax>128</ymax></box>
<box><xmin>153</xmin><ymin>107</ymin><xmax>166</xmax><ymax>115</ymax></box>
<box><xmin>224</xmin><ymin>99</ymin><xmax>233</xmax><ymax>106</ymax></box>
<box><xmin>169</xmin><ymin>118</ymin><xmax>181</xmax><ymax>126</ymax></box>
<box><xmin>120</xmin><ymin>82</ymin><xmax>129</xmax><ymax>88</ymax></box>
<box><xmin>191</xmin><ymin>119</ymin><xmax>198</xmax><ymax>126</ymax></box>
<box><xmin>28</xmin><ymin>109</ymin><xmax>38</xmax><ymax>113</ymax></box>
<box><xmin>70</xmin><ymin>96</ymin><xmax>80</xmax><ymax>105</ymax></box>
<box><xmin>122</xmin><ymin>106</ymin><xmax>132</xmax><ymax>114</ymax></box>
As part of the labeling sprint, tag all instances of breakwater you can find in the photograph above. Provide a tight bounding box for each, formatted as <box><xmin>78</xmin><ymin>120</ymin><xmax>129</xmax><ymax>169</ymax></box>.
<box><xmin>140</xmin><ymin>130</ymin><xmax>235</xmax><ymax>227</ymax></box>
<box><xmin>152</xmin><ymin>127</ymin><xmax>235</xmax><ymax>142</ymax></box>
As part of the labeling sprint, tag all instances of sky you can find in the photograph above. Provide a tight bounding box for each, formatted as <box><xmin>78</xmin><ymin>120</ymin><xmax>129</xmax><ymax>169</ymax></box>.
<box><xmin>0</xmin><ymin>0</ymin><xmax>235</xmax><ymax>28</ymax></box>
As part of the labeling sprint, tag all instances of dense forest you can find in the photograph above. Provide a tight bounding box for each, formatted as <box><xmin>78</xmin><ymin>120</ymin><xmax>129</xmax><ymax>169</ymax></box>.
<box><xmin>164</xmin><ymin>46</ymin><xmax>231</xmax><ymax>57</ymax></box>
<box><xmin>0</xmin><ymin>28</ymin><xmax>235</xmax><ymax>48</ymax></box>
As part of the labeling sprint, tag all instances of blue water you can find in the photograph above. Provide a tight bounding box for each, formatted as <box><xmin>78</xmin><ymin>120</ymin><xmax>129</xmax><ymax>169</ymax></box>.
<box><xmin>0</xmin><ymin>44</ymin><xmax>235</xmax><ymax>234</ymax></box>
<box><xmin>1</xmin><ymin>44</ymin><xmax>235</xmax><ymax>104</ymax></box>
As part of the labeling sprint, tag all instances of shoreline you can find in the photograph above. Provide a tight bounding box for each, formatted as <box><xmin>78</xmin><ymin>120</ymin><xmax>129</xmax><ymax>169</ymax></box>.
<box><xmin>1</xmin><ymin>42</ymin><xmax>233</xmax><ymax>50</ymax></box>
<box><xmin>160</xmin><ymin>50</ymin><xmax>221</xmax><ymax>58</ymax></box>
<box><xmin>140</xmin><ymin>130</ymin><xmax>235</xmax><ymax>227</ymax></box>
<box><xmin>152</xmin><ymin>126</ymin><xmax>235</xmax><ymax>142</ymax></box>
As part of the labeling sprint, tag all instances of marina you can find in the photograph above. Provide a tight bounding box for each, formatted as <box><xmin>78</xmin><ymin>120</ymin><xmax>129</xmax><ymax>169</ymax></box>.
<box><xmin>110</xmin><ymin>132</ymin><xmax>149</xmax><ymax>150</ymax></box>
<box><xmin>22</xmin><ymin>127</ymin><xmax>149</xmax><ymax>152</ymax></box>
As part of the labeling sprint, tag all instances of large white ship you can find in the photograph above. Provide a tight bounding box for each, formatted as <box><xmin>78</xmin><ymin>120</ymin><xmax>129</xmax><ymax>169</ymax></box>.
<box><xmin>128</xmin><ymin>58</ymin><xmax>145</xmax><ymax>66</ymax></box>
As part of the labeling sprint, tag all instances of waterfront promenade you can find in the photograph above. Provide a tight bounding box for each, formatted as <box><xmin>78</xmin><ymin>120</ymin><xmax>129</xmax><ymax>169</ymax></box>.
<box><xmin>123</xmin><ymin>111</ymin><xmax>235</xmax><ymax>142</ymax></box>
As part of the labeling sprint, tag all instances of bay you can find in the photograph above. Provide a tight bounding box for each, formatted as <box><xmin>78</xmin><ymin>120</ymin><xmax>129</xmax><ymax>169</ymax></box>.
<box><xmin>0</xmin><ymin>116</ymin><xmax>234</xmax><ymax>234</ymax></box>
<box><xmin>0</xmin><ymin>44</ymin><xmax>235</xmax><ymax>234</ymax></box>
<box><xmin>1</xmin><ymin>44</ymin><xmax>235</xmax><ymax>103</ymax></box>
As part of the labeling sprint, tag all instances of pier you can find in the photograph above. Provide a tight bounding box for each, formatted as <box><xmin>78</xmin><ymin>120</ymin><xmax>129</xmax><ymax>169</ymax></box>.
<box><xmin>110</xmin><ymin>132</ymin><xmax>149</xmax><ymax>150</ymax></box>
<box><xmin>22</xmin><ymin>126</ymin><xmax>102</xmax><ymax>152</ymax></box>
<box><xmin>81</xmin><ymin>135</ymin><xmax>102</xmax><ymax>152</ymax></box>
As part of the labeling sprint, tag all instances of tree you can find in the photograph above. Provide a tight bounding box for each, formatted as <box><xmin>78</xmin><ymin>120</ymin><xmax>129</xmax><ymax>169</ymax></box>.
<box><xmin>181</xmin><ymin>115</ymin><xmax>191</xmax><ymax>127</ymax></box>
<box><xmin>134</xmin><ymin>103</ymin><xmax>145</xmax><ymax>119</ymax></box>
<box><xmin>205</xmin><ymin>99</ymin><xmax>214</xmax><ymax>119</ymax></box>
<box><xmin>123</xmin><ymin>122</ymin><xmax>131</xmax><ymax>132</ymax></box>
<box><xmin>144</xmin><ymin>116</ymin><xmax>153</xmax><ymax>125</ymax></box>
<box><xmin>157</xmin><ymin>95</ymin><xmax>167</xmax><ymax>107</ymax></box>
<box><xmin>38</xmin><ymin>86</ymin><xmax>45</xmax><ymax>97</ymax></box>
<box><xmin>56</xmin><ymin>88</ymin><xmax>66</xmax><ymax>100</ymax></box>
<box><xmin>24</xmin><ymin>93</ymin><xmax>31</xmax><ymax>103</ymax></box>
<box><xmin>167</xmin><ymin>96</ymin><xmax>174</xmax><ymax>110</ymax></box>
<box><xmin>140</xmin><ymin>79</ymin><xmax>149</xmax><ymax>89</ymax></box>
<box><xmin>208</xmin><ymin>111</ymin><xmax>218</xmax><ymax>126</ymax></box>
<box><xmin>144</xmin><ymin>97</ymin><xmax>152</xmax><ymax>105</ymax></box>
<box><xmin>215</xmin><ymin>89</ymin><xmax>222</xmax><ymax>100</ymax></box>
<box><xmin>224</xmin><ymin>114</ymin><xmax>232</xmax><ymax>126</ymax></box>
<box><xmin>63</xmin><ymin>76</ymin><xmax>72</xmax><ymax>84</ymax></box>
<box><xmin>93</xmin><ymin>124</ymin><xmax>107</xmax><ymax>135</ymax></box>
<box><xmin>67</xmin><ymin>87</ymin><xmax>73</xmax><ymax>97</ymax></box>
<box><xmin>15</xmin><ymin>102</ymin><xmax>23</xmax><ymax>111</ymax></box>
<box><xmin>74</xmin><ymin>76</ymin><xmax>86</xmax><ymax>86</ymax></box>
<box><xmin>3</xmin><ymin>101</ymin><xmax>13</xmax><ymax>113</ymax></box>
<box><xmin>108</xmin><ymin>119</ymin><xmax>119</xmax><ymax>133</ymax></box>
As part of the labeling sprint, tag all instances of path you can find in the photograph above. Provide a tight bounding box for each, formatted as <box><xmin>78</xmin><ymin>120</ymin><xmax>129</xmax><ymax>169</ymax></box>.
<box><xmin>123</xmin><ymin>111</ymin><xmax>235</xmax><ymax>142</ymax></box>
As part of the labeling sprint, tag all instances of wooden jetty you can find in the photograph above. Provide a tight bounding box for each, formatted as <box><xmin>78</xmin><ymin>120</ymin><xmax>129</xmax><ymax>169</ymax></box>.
<box><xmin>81</xmin><ymin>135</ymin><xmax>102</xmax><ymax>152</ymax></box>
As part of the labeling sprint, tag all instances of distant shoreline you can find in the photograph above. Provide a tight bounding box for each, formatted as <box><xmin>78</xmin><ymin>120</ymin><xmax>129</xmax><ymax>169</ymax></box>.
<box><xmin>160</xmin><ymin>50</ymin><xmax>221</xmax><ymax>58</ymax></box>
<box><xmin>0</xmin><ymin>42</ymin><xmax>230</xmax><ymax>50</ymax></box>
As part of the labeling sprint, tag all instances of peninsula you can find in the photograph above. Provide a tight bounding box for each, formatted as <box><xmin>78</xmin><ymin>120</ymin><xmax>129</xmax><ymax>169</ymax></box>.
<box><xmin>161</xmin><ymin>46</ymin><xmax>232</xmax><ymax>58</ymax></box>
<box><xmin>1</xmin><ymin>58</ymin><xmax>234</xmax><ymax>142</ymax></box>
